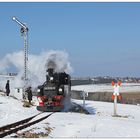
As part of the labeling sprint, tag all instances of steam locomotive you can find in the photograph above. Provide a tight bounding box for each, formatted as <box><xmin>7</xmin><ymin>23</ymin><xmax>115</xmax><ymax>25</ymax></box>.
<box><xmin>36</xmin><ymin>68</ymin><xmax>71</xmax><ymax>112</ymax></box>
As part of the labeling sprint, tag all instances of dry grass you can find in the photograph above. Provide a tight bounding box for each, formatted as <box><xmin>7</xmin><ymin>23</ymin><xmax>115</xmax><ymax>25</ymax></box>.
<box><xmin>13</xmin><ymin>124</ymin><xmax>53</xmax><ymax>138</ymax></box>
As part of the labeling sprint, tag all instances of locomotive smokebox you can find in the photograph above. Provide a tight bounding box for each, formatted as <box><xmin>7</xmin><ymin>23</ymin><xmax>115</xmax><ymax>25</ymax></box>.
<box><xmin>47</xmin><ymin>68</ymin><xmax>54</xmax><ymax>77</ymax></box>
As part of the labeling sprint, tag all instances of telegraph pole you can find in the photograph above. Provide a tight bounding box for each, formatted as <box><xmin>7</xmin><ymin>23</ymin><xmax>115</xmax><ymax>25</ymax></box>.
<box><xmin>12</xmin><ymin>16</ymin><xmax>29</xmax><ymax>99</ymax></box>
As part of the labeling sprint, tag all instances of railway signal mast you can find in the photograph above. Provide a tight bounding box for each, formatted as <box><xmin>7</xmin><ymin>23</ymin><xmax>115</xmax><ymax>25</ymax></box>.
<box><xmin>12</xmin><ymin>16</ymin><xmax>29</xmax><ymax>99</ymax></box>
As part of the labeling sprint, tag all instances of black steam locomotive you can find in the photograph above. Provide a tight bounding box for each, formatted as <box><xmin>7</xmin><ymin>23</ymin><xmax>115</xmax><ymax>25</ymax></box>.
<box><xmin>36</xmin><ymin>68</ymin><xmax>71</xmax><ymax>112</ymax></box>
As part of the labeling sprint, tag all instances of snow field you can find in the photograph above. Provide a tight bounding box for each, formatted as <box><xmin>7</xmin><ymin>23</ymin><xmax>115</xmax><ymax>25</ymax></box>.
<box><xmin>72</xmin><ymin>83</ymin><xmax>140</xmax><ymax>93</ymax></box>
<box><xmin>1</xmin><ymin>89</ymin><xmax>140</xmax><ymax>138</ymax></box>
<box><xmin>71</xmin><ymin>99</ymin><xmax>140</xmax><ymax>137</ymax></box>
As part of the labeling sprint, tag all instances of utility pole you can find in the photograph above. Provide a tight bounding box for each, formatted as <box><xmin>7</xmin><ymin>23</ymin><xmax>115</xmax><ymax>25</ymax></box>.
<box><xmin>12</xmin><ymin>16</ymin><xmax>29</xmax><ymax>100</ymax></box>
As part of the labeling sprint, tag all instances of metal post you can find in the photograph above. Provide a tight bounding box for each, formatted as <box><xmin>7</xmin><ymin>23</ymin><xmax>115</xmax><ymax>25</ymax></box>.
<box><xmin>114</xmin><ymin>93</ymin><xmax>117</xmax><ymax>116</ymax></box>
<box><xmin>23</xmin><ymin>31</ymin><xmax>28</xmax><ymax>100</ymax></box>
<box><xmin>83</xmin><ymin>91</ymin><xmax>85</xmax><ymax>108</ymax></box>
<box><xmin>23</xmin><ymin>31</ymin><xmax>28</xmax><ymax>84</ymax></box>
<box><xmin>12</xmin><ymin>17</ymin><xmax>29</xmax><ymax>100</ymax></box>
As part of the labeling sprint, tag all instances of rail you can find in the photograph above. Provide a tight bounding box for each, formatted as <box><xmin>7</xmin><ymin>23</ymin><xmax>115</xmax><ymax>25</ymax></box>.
<box><xmin>0</xmin><ymin>112</ymin><xmax>54</xmax><ymax>138</ymax></box>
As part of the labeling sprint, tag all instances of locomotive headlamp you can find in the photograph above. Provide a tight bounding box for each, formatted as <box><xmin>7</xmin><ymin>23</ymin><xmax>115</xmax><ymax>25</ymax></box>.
<box><xmin>59</xmin><ymin>88</ymin><xmax>62</xmax><ymax>92</ymax></box>
<box><xmin>37</xmin><ymin>89</ymin><xmax>40</xmax><ymax>92</ymax></box>
<box><xmin>50</xmin><ymin>77</ymin><xmax>54</xmax><ymax>81</ymax></box>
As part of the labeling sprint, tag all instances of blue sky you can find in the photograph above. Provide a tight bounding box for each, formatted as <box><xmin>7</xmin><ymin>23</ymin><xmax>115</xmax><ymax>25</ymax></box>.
<box><xmin>0</xmin><ymin>2</ymin><xmax>140</xmax><ymax>77</ymax></box>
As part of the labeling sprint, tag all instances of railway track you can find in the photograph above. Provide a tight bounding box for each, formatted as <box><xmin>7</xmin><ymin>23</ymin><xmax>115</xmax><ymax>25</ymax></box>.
<box><xmin>0</xmin><ymin>112</ymin><xmax>54</xmax><ymax>138</ymax></box>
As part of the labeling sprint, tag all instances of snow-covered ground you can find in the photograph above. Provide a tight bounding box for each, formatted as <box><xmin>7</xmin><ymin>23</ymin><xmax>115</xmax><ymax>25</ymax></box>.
<box><xmin>47</xmin><ymin>100</ymin><xmax>140</xmax><ymax>138</ymax></box>
<box><xmin>72</xmin><ymin>83</ymin><xmax>140</xmax><ymax>93</ymax></box>
<box><xmin>1</xmin><ymin>90</ymin><xmax>140</xmax><ymax>138</ymax></box>
<box><xmin>0</xmin><ymin>92</ymin><xmax>39</xmax><ymax>126</ymax></box>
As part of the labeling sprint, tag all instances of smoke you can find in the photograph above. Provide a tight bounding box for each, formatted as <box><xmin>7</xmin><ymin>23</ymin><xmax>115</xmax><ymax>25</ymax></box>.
<box><xmin>0</xmin><ymin>51</ymin><xmax>24</xmax><ymax>72</ymax></box>
<box><xmin>0</xmin><ymin>50</ymin><xmax>73</xmax><ymax>96</ymax></box>
<box><xmin>45</xmin><ymin>50</ymin><xmax>72</xmax><ymax>73</ymax></box>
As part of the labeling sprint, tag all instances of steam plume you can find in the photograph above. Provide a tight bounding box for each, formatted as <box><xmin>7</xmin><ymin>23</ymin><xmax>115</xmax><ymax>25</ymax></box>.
<box><xmin>0</xmin><ymin>50</ymin><xmax>73</xmax><ymax>97</ymax></box>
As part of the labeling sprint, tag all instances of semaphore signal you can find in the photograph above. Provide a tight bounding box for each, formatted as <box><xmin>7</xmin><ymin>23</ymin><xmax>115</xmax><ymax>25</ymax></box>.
<box><xmin>12</xmin><ymin>16</ymin><xmax>29</xmax><ymax>100</ymax></box>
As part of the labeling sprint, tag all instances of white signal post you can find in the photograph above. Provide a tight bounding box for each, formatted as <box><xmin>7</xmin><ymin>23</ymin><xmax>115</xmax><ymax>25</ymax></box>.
<box><xmin>82</xmin><ymin>91</ymin><xmax>88</xmax><ymax>108</ymax></box>
<box><xmin>12</xmin><ymin>16</ymin><xmax>29</xmax><ymax>100</ymax></box>
<box><xmin>112</xmin><ymin>81</ymin><xmax>121</xmax><ymax>116</ymax></box>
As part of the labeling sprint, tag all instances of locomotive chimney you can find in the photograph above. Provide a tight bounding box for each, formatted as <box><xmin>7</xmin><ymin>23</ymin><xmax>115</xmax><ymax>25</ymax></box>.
<box><xmin>47</xmin><ymin>68</ymin><xmax>54</xmax><ymax>77</ymax></box>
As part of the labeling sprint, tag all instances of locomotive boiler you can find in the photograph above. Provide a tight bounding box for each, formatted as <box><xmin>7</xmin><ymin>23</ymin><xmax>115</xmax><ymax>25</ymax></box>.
<box><xmin>36</xmin><ymin>68</ymin><xmax>71</xmax><ymax>112</ymax></box>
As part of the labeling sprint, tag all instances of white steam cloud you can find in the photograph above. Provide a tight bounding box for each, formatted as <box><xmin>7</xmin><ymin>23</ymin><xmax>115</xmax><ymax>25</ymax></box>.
<box><xmin>0</xmin><ymin>50</ymin><xmax>73</xmax><ymax>96</ymax></box>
